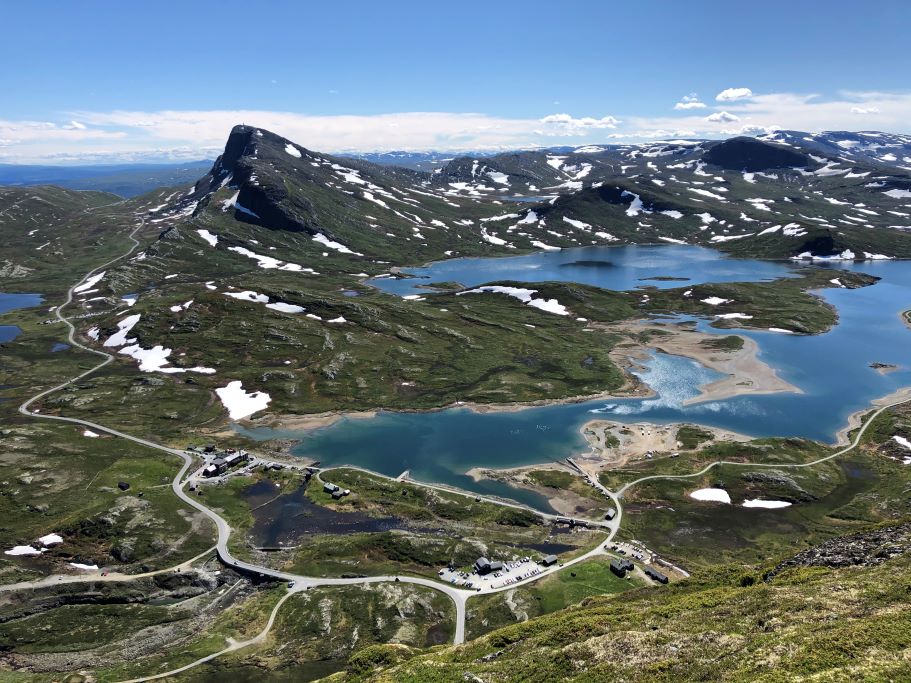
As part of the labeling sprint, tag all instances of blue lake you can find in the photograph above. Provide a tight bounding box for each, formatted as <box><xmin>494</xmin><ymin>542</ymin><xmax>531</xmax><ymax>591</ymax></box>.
<box><xmin>238</xmin><ymin>247</ymin><xmax>911</xmax><ymax>509</ymax></box>
<box><xmin>368</xmin><ymin>244</ymin><xmax>799</xmax><ymax>297</ymax></box>
<box><xmin>0</xmin><ymin>292</ymin><xmax>43</xmax><ymax>342</ymax></box>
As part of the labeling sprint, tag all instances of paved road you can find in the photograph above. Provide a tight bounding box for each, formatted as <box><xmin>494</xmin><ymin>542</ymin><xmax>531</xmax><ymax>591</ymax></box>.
<box><xmin>318</xmin><ymin>464</ymin><xmax>617</xmax><ymax>530</ymax></box>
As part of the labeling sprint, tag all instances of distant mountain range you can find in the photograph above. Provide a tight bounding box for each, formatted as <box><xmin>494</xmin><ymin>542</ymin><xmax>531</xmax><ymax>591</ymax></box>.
<box><xmin>0</xmin><ymin>161</ymin><xmax>212</xmax><ymax>197</ymax></box>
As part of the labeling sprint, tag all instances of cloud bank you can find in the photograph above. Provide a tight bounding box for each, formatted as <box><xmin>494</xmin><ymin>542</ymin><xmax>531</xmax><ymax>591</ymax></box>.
<box><xmin>2</xmin><ymin>90</ymin><xmax>910</xmax><ymax>163</ymax></box>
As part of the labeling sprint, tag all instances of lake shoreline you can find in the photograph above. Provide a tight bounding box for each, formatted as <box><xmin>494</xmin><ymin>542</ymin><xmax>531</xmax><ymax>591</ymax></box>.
<box><xmin>466</xmin><ymin>419</ymin><xmax>753</xmax><ymax>510</ymax></box>
<box><xmin>246</xmin><ymin>316</ymin><xmax>799</xmax><ymax>434</ymax></box>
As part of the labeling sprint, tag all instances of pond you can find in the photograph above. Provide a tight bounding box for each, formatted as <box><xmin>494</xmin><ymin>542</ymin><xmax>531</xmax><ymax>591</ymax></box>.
<box><xmin>0</xmin><ymin>292</ymin><xmax>43</xmax><ymax>342</ymax></box>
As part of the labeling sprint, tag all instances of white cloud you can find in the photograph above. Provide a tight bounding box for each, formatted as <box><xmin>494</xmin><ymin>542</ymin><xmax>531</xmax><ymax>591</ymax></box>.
<box><xmin>716</xmin><ymin>87</ymin><xmax>753</xmax><ymax>102</ymax></box>
<box><xmin>538</xmin><ymin>113</ymin><xmax>621</xmax><ymax>135</ymax></box>
<box><xmin>674</xmin><ymin>94</ymin><xmax>706</xmax><ymax>110</ymax></box>
<box><xmin>706</xmin><ymin>111</ymin><xmax>740</xmax><ymax>123</ymax></box>
<box><xmin>674</xmin><ymin>101</ymin><xmax>706</xmax><ymax>110</ymax></box>
<box><xmin>851</xmin><ymin>106</ymin><xmax>880</xmax><ymax>114</ymax></box>
<box><xmin>733</xmin><ymin>124</ymin><xmax>780</xmax><ymax>135</ymax></box>
<box><xmin>2</xmin><ymin>90</ymin><xmax>910</xmax><ymax>163</ymax></box>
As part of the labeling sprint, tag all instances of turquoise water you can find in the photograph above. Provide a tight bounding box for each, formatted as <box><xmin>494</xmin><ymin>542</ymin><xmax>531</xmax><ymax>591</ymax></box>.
<box><xmin>0</xmin><ymin>292</ymin><xmax>43</xmax><ymax>342</ymax></box>
<box><xmin>238</xmin><ymin>248</ymin><xmax>911</xmax><ymax>508</ymax></box>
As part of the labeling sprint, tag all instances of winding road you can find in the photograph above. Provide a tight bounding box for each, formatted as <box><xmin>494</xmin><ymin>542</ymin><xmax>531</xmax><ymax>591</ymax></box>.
<box><xmin>12</xmin><ymin>215</ymin><xmax>621</xmax><ymax>680</ymax></box>
<box><xmin>12</xmin><ymin>213</ymin><xmax>909</xmax><ymax>682</ymax></box>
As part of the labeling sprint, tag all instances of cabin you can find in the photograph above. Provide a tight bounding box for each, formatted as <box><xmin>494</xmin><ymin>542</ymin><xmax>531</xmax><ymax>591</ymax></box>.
<box><xmin>604</xmin><ymin>507</ymin><xmax>617</xmax><ymax>520</ymax></box>
<box><xmin>541</xmin><ymin>554</ymin><xmax>558</xmax><ymax>567</ymax></box>
<box><xmin>644</xmin><ymin>566</ymin><xmax>669</xmax><ymax>584</ymax></box>
<box><xmin>610</xmin><ymin>558</ymin><xmax>634</xmax><ymax>577</ymax></box>
<box><xmin>202</xmin><ymin>464</ymin><xmax>219</xmax><ymax>477</ymax></box>
<box><xmin>474</xmin><ymin>557</ymin><xmax>505</xmax><ymax>575</ymax></box>
<box><xmin>323</xmin><ymin>482</ymin><xmax>340</xmax><ymax>494</ymax></box>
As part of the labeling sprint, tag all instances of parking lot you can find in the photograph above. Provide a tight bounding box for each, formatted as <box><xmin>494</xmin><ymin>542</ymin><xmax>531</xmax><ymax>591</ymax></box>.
<box><xmin>438</xmin><ymin>557</ymin><xmax>554</xmax><ymax>592</ymax></box>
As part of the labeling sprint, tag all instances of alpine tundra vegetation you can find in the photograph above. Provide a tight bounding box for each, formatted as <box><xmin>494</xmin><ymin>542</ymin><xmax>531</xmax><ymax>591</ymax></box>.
<box><xmin>1</xmin><ymin>1</ymin><xmax>911</xmax><ymax>681</ymax></box>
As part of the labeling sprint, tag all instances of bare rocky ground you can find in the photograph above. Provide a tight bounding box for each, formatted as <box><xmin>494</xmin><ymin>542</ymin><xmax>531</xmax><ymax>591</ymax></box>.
<box><xmin>0</xmin><ymin>563</ymin><xmax>253</xmax><ymax>674</ymax></box>
<box><xmin>764</xmin><ymin>521</ymin><xmax>911</xmax><ymax>581</ymax></box>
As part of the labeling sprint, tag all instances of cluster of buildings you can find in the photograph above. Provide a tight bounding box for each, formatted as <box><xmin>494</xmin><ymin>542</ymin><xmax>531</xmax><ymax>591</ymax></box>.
<box><xmin>323</xmin><ymin>481</ymin><xmax>351</xmax><ymax>500</ymax></box>
<box><xmin>189</xmin><ymin>445</ymin><xmax>250</xmax><ymax>478</ymax></box>
<box><xmin>610</xmin><ymin>556</ymin><xmax>668</xmax><ymax>583</ymax></box>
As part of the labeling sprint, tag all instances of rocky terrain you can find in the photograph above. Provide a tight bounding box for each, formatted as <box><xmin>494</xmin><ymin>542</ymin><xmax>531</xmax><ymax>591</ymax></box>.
<box><xmin>764</xmin><ymin>521</ymin><xmax>911</xmax><ymax>580</ymax></box>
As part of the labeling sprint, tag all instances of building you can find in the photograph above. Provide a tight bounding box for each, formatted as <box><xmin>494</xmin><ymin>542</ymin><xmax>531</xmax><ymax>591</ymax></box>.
<box><xmin>474</xmin><ymin>557</ymin><xmax>505</xmax><ymax>575</ymax></box>
<box><xmin>223</xmin><ymin>452</ymin><xmax>248</xmax><ymax>468</ymax></box>
<box><xmin>209</xmin><ymin>458</ymin><xmax>228</xmax><ymax>475</ymax></box>
<box><xmin>323</xmin><ymin>482</ymin><xmax>339</xmax><ymax>494</ymax></box>
<box><xmin>541</xmin><ymin>554</ymin><xmax>558</xmax><ymax>567</ymax></box>
<box><xmin>644</xmin><ymin>566</ymin><xmax>669</xmax><ymax>584</ymax></box>
<box><xmin>604</xmin><ymin>508</ymin><xmax>617</xmax><ymax>521</ymax></box>
<box><xmin>610</xmin><ymin>558</ymin><xmax>634</xmax><ymax>577</ymax></box>
<box><xmin>202</xmin><ymin>464</ymin><xmax>219</xmax><ymax>477</ymax></box>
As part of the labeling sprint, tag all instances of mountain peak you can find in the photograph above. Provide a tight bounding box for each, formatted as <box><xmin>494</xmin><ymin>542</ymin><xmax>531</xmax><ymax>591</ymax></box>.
<box><xmin>702</xmin><ymin>136</ymin><xmax>811</xmax><ymax>172</ymax></box>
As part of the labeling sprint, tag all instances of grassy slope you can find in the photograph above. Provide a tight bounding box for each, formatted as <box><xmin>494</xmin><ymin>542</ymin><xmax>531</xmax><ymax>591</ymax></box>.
<box><xmin>330</xmin><ymin>552</ymin><xmax>911</xmax><ymax>683</ymax></box>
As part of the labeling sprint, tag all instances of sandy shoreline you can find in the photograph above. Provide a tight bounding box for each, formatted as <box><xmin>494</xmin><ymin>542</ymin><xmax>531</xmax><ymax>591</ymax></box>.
<box><xmin>251</xmin><ymin>409</ymin><xmax>379</xmax><ymax>432</ymax></box>
<box><xmin>833</xmin><ymin>386</ymin><xmax>911</xmax><ymax>446</ymax></box>
<box><xmin>249</xmin><ymin>381</ymin><xmax>656</xmax><ymax>434</ymax></box>
<box><xmin>464</xmin><ymin>419</ymin><xmax>753</xmax><ymax>514</ymax></box>
<box><xmin>603</xmin><ymin>320</ymin><xmax>800</xmax><ymax>405</ymax></box>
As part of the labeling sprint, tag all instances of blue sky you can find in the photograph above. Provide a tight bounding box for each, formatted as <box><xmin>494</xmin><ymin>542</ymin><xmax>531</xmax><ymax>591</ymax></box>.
<box><xmin>3</xmin><ymin>0</ymin><xmax>910</xmax><ymax>162</ymax></box>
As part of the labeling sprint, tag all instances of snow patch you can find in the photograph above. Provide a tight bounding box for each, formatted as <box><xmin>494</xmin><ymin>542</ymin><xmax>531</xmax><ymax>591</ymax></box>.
<box><xmin>215</xmin><ymin>381</ymin><xmax>271</xmax><ymax>420</ymax></box>
<box><xmin>313</xmin><ymin>233</ymin><xmax>362</xmax><ymax>255</ymax></box>
<box><xmin>689</xmin><ymin>488</ymin><xmax>731</xmax><ymax>504</ymax></box>
<box><xmin>197</xmin><ymin>229</ymin><xmax>218</xmax><ymax>247</ymax></box>
<box><xmin>104</xmin><ymin>314</ymin><xmax>141</xmax><ymax>347</ymax></box>
<box><xmin>457</xmin><ymin>286</ymin><xmax>569</xmax><ymax>316</ymax></box>
<box><xmin>38</xmin><ymin>533</ymin><xmax>63</xmax><ymax>546</ymax></box>
<box><xmin>742</xmin><ymin>499</ymin><xmax>792</xmax><ymax>509</ymax></box>
<box><xmin>74</xmin><ymin>271</ymin><xmax>105</xmax><ymax>294</ymax></box>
